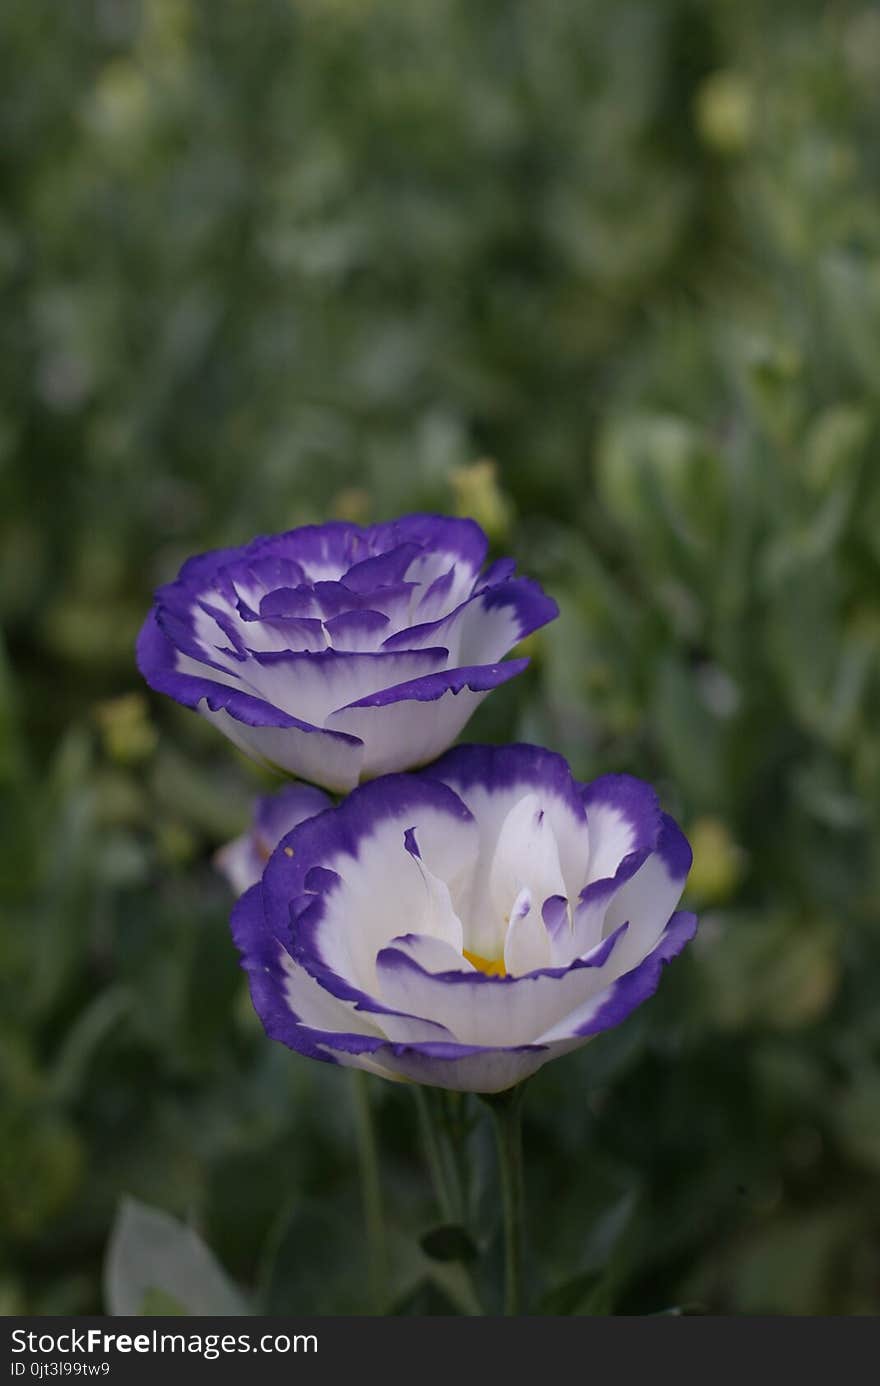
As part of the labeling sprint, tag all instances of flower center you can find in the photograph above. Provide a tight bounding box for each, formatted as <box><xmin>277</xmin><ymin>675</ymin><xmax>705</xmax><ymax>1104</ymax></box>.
<box><xmin>462</xmin><ymin>948</ymin><xmax>507</xmax><ymax>978</ymax></box>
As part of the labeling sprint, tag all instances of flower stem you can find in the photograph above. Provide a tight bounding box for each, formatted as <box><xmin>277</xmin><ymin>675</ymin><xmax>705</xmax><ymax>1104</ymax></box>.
<box><xmin>350</xmin><ymin>1069</ymin><xmax>387</xmax><ymax>1313</ymax></box>
<box><xmin>413</xmin><ymin>1087</ymin><xmax>483</xmax><ymax>1315</ymax></box>
<box><xmin>484</xmin><ymin>1084</ymin><xmax>528</xmax><ymax>1316</ymax></box>
<box><xmin>414</xmin><ymin>1087</ymin><xmax>457</xmax><ymax>1221</ymax></box>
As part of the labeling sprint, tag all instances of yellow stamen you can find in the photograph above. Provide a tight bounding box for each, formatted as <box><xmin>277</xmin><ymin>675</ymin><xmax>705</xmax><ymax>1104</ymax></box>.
<box><xmin>463</xmin><ymin>948</ymin><xmax>507</xmax><ymax>978</ymax></box>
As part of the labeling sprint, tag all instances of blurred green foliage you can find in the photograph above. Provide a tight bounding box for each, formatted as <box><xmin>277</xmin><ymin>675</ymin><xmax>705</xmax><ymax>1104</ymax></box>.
<box><xmin>2</xmin><ymin>0</ymin><xmax>880</xmax><ymax>1315</ymax></box>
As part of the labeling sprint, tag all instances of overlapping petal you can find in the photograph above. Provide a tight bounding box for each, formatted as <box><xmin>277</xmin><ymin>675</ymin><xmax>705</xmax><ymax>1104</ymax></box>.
<box><xmin>138</xmin><ymin>516</ymin><xmax>557</xmax><ymax>792</ymax></box>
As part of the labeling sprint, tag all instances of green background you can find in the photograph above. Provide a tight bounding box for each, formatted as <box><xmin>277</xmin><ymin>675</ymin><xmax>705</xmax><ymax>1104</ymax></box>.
<box><xmin>3</xmin><ymin>0</ymin><xmax>880</xmax><ymax>1315</ymax></box>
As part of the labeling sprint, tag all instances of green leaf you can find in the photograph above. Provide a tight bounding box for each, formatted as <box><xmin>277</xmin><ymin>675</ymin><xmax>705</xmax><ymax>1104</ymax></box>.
<box><xmin>257</xmin><ymin>1202</ymin><xmax>363</xmax><ymax>1315</ymax></box>
<box><xmin>419</xmin><ymin>1223</ymin><xmax>479</xmax><ymax>1264</ymax></box>
<box><xmin>104</xmin><ymin>1198</ymin><xmax>251</xmax><ymax>1316</ymax></box>
<box><xmin>538</xmin><ymin>1268</ymin><xmax>605</xmax><ymax>1316</ymax></box>
<box><xmin>139</xmin><ymin>1287</ymin><xmax>188</xmax><ymax>1316</ymax></box>
<box><xmin>389</xmin><ymin>1278</ymin><xmax>464</xmax><ymax>1316</ymax></box>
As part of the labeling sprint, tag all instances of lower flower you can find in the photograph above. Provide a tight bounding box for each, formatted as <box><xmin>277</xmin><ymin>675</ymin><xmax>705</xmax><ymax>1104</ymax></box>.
<box><xmin>232</xmin><ymin>743</ymin><xmax>696</xmax><ymax>1093</ymax></box>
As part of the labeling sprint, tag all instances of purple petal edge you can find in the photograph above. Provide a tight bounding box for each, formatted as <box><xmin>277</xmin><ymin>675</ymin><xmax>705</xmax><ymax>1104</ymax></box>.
<box><xmin>136</xmin><ymin>611</ymin><xmax>363</xmax><ymax>742</ymax></box>
<box><xmin>332</xmin><ymin>658</ymin><xmax>529</xmax><ymax>711</ymax></box>
<box><xmin>570</xmin><ymin>911</ymin><xmax>698</xmax><ymax>1038</ymax></box>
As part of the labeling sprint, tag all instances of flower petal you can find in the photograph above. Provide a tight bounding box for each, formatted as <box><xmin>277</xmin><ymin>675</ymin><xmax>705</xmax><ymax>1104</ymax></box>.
<box><xmin>373</xmin><ymin>926</ymin><xmax>633</xmax><ymax>1049</ymax></box>
<box><xmin>232</xmin><ymin>884</ymin><xmax>456</xmax><ymax>1072</ymax></box>
<box><xmin>202</xmin><ymin>707</ymin><xmax>365</xmax><ymax>791</ymax></box>
<box><xmin>342</xmin><ymin>542</ymin><xmax>423</xmax><ymax>593</ymax></box>
<box><xmin>243</xmin><ymin>647</ymin><xmax>450</xmax><ymax>724</ymax></box>
<box><xmin>424</xmin><ymin>743</ymin><xmax>589</xmax><ymax>956</ymax></box>
<box><xmin>324</xmin><ymin>661</ymin><xmax>529</xmax><ymax>780</ymax></box>
<box><xmin>382</xmin><ymin>932</ymin><xmax>477</xmax><ymax>974</ymax></box>
<box><xmin>382</xmin><ymin>578</ymin><xmax>558</xmax><ymax>664</ymax></box>
<box><xmin>214</xmin><ymin>833</ymin><xmax>261</xmax><ymax>897</ymax></box>
<box><xmin>231</xmin><ymin>886</ymin><xmax>378</xmax><ymax>1063</ymax></box>
<box><xmin>599</xmin><ymin>811</ymin><xmax>692</xmax><ymax>956</ymax></box>
<box><xmin>137</xmin><ymin>611</ymin><xmax>367</xmax><ymax>790</ymax></box>
<box><xmin>503</xmin><ymin>888</ymin><xmax>553</xmax><ymax>975</ymax></box>
<box><xmin>536</xmin><ymin>912</ymin><xmax>698</xmax><ymax>1042</ymax></box>
<box><xmin>368</xmin><ymin>514</ymin><xmax>489</xmax><ymax>580</ymax></box>
<box><xmin>580</xmin><ymin>773</ymin><xmax>663</xmax><ymax>884</ymax></box>
<box><xmin>254</xmin><ymin>782</ymin><xmax>333</xmax><ymax>847</ymax></box>
<box><xmin>367</xmin><ymin>1040</ymin><xmax>556</xmax><ymax>1094</ymax></box>
<box><xmin>490</xmin><ymin>794</ymin><xmax>567</xmax><ymax>952</ymax></box>
<box><xmin>323</xmin><ymin>609</ymin><xmax>390</xmax><ymax>651</ymax></box>
<box><xmin>263</xmin><ymin>775</ymin><xmax>479</xmax><ymax>996</ymax></box>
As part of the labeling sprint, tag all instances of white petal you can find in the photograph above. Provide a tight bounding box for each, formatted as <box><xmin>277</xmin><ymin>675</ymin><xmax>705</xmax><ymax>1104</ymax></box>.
<box><xmin>405</xmin><ymin>551</ymin><xmax>478</xmax><ymax>611</ymax></box>
<box><xmin>381</xmin><ymin>932</ymin><xmax>477</xmax><ymax>974</ymax></box>
<box><xmin>375</xmin><ymin>1043</ymin><xmax>562</xmax><ymax>1094</ymax></box>
<box><xmin>279</xmin><ymin>950</ymin><xmax>384</xmax><ymax>1037</ymax></box>
<box><xmin>568</xmin><ymin>878</ymin><xmax>619</xmax><ymax>961</ymax></box>
<box><xmin>199</xmin><ymin>705</ymin><xmax>365</xmax><ymax>793</ymax></box>
<box><xmin>240</xmin><ymin>649</ymin><xmax>447</xmax><ymax>725</ymax></box>
<box><xmin>326</xmin><ymin>684</ymin><xmax>497</xmax><ymax>780</ymax></box>
<box><xmin>388</xmin><ymin>593</ymin><xmax>520</xmax><ymax>665</ymax></box>
<box><xmin>597</xmin><ymin>848</ymin><xmax>689</xmax><ymax>978</ymax></box>
<box><xmin>405</xmin><ymin>843</ymin><xmax>465</xmax><ymax>956</ymax></box>
<box><xmin>280</xmin><ymin>947</ymin><xmax>454</xmax><ymax>1050</ymax></box>
<box><xmin>503</xmin><ymin>888</ymin><xmax>553</xmax><ymax>976</ymax></box>
<box><xmin>310</xmin><ymin>809</ymin><xmax>479</xmax><ymax>995</ymax></box>
<box><xmin>433</xmin><ymin>751</ymin><xmax>590</xmax><ymax>958</ymax></box>
<box><xmin>582</xmin><ymin>775</ymin><xmax>662</xmax><ymax>885</ymax></box>
<box><xmin>311</xmin><ymin>1045</ymin><xmax>408</xmax><ymax>1081</ymax></box>
<box><xmin>374</xmin><ymin>940</ymin><xmax>628</xmax><ymax>1048</ymax></box>
<box><xmin>214</xmin><ymin>834</ymin><xmax>261</xmax><ymax>896</ymax></box>
<box><xmin>489</xmin><ymin>793</ymin><xmax>567</xmax><ymax>933</ymax></box>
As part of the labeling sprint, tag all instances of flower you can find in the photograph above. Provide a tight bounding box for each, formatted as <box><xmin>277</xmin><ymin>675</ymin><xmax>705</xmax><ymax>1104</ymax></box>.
<box><xmin>137</xmin><ymin>516</ymin><xmax>557</xmax><ymax>793</ymax></box>
<box><xmin>214</xmin><ymin>782</ymin><xmax>332</xmax><ymax>896</ymax></box>
<box><xmin>232</xmin><ymin>743</ymin><xmax>696</xmax><ymax>1093</ymax></box>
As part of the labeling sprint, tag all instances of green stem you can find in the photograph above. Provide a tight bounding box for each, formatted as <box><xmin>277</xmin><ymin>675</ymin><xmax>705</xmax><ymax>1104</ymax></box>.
<box><xmin>485</xmin><ymin>1084</ymin><xmax>527</xmax><ymax>1316</ymax></box>
<box><xmin>414</xmin><ymin>1087</ymin><xmax>457</xmax><ymax>1221</ymax></box>
<box><xmin>413</xmin><ymin>1087</ymin><xmax>483</xmax><ymax>1316</ymax></box>
<box><xmin>350</xmin><ymin>1069</ymin><xmax>387</xmax><ymax>1313</ymax></box>
<box><xmin>443</xmin><ymin>1092</ymin><xmax>471</xmax><ymax>1223</ymax></box>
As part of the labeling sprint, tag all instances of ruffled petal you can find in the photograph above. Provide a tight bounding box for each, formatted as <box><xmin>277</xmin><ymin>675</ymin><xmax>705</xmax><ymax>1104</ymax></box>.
<box><xmin>263</xmin><ymin>775</ymin><xmax>479</xmax><ymax>995</ymax></box>
<box><xmin>238</xmin><ymin>646</ymin><xmax>447</xmax><ymax>724</ymax></box>
<box><xmin>231</xmin><ymin>886</ymin><xmax>379</xmax><ymax>1063</ymax></box>
<box><xmin>536</xmin><ymin>912</ymin><xmax>698</xmax><ymax>1042</ymax></box>
<box><xmin>424</xmin><ymin>743</ymin><xmax>589</xmax><ymax>957</ymax></box>
<box><xmin>565</xmin><ymin>813</ymin><xmax>691</xmax><ymax>967</ymax></box>
<box><xmin>322</xmin><ymin>609</ymin><xmax>390</xmax><ymax>651</ymax></box>
<box><xmin>580</xmin><ymin>773</ymin><xmax>663</xmax><ymax>884</ymax></box>
<box><xmin>373</xmin><ymin>924</ymin><xmax>632</xmax><ymax>1049</ymax></box>
<box><xmin>382</xmin><ymin>578</ymin><xmax>558</xmax><ymax>665</ymax></box>
<box><xmin>593</xmin><ymin>814</ymin><xmax>693</xmax><ymax>977</ymax></box>
<box><xmin>138</xmin><ymin>611</ymin><xmax>367</xmax><ymax>790</ymax></box>
<box><xmin>232</xmin><ymin>885</ymin><xmax>457</xmax><ymax>1071</ymax></box>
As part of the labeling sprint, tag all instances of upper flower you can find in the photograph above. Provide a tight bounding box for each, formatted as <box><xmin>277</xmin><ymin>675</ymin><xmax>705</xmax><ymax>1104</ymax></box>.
<box><xmin>137</xmin><ymin>516</ymin><xmax>557</xmax><ymax>793</ymax></box>
<box><xmin>232</xmin><ymin>743</ymin><xmax>696</xmax><ymax>1093</ymax></box>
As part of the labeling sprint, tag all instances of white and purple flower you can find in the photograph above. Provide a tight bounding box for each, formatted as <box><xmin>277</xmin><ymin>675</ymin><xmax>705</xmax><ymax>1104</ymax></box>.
<box><xmin>137</xmin><ymin>516</ymin><xmax>557</xmax><ymax>793</ymax></box>
<box><xmin>232</xmin><ymin>744</ymin><xmax>696</xmax><ymax>1094</ymax></box>
<box><xmin>214</xmin><ymin>782</ymin><xmax>331</xmax><ymax>896</ymax></box>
